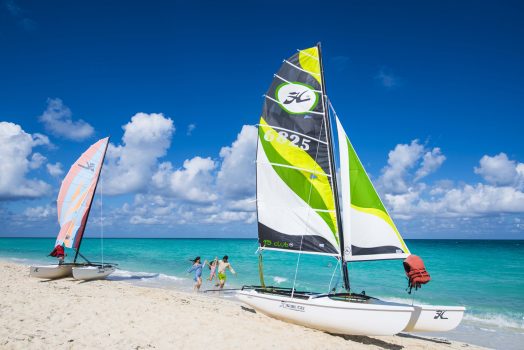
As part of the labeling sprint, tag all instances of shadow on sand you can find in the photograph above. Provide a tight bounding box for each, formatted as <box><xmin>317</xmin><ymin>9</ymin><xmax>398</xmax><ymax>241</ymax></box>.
<box><xmin>238</xmin><ymin>306</ymin><xmax>403</xmax><ymax>349</ymax></box>
<box><xmin>241</xmin><ymin>306</ymin><xmax>257</xmax><ymax>314</ymax></box>
<box><xmin>107</xmin><ymin>273</ymin><xmax>159</xmax><ymax>281</ymax></box>
<box><xmin>38</xmin><ymin>277</ymin><xmax>75</xmax><ymax>283</ymax></box>
<box><xmin>397</xmin><ymin>333</ymin><xmax>451</xmax><ymax>344</ymax></box>
<box><xmin>74</xmin><ymin>273</ymin><xmax>160</xmax><ymax>283</ymax></box>
<box><xmin>330</xmin><ymin>334</ymin><xmax>404</xmax><ymax>350</ymax></box>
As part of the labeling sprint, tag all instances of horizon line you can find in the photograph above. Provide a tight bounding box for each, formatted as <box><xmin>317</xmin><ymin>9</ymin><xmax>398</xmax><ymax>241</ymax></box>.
<box><xmin>0</xmin><ymin>236</ymin><xmax>522</xmax><ymax>241</ymax></box>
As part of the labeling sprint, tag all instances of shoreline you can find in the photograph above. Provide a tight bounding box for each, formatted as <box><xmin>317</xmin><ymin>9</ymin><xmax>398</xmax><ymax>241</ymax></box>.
<box><xmin>0</xmin><ymin>261</ymin><xmax>486</xmax><ymax>349</ymax></box>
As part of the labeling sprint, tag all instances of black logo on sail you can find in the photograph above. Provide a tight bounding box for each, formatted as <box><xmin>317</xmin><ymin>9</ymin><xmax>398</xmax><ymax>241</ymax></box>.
<box><xmin>283</xmin><ymin>91</ymin><xmax>311</xmax><ymax>104</ymax></box>
<box><xmin>78</xmin><ymin>161</ymin><xmax>95</xmax><ymax>172</ymax></box>
<box><xmin>276</xmin><ymin>82</ymin><xmax>318</xmax><ymax>114</ymax></box>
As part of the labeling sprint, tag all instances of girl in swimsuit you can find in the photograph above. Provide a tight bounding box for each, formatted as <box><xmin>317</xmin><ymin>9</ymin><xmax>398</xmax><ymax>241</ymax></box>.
<box><xmin>187</xmin><ymin>256</ymin><xmax>207</xmax><ymax>292</ymax></box>
<box><xmin>207</xmin><ymin>257</ymin><xmax>218</xmax><ymax>281</ymax></box>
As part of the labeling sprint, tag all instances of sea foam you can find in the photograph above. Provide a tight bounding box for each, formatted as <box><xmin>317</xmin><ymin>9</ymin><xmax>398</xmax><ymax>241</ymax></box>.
<box><xmin>273</xmin><ymin>276</ymin><xmax>288</xmax><ymax>284</ymax></box>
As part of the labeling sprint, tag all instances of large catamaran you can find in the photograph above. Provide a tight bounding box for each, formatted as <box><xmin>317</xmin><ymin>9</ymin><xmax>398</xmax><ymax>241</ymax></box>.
<box><xmin>236</xmin><ymin>44</ymin><xmax>465</xmax><ymax>335</ymax></box>
<box><xmin>30</xmin><ymin>137</ymin><xmax>115</xmax><ymax>280</ymax></box>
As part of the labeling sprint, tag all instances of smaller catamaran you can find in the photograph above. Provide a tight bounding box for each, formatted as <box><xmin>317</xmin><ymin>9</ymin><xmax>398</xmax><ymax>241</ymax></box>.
<box><xmin>236</xmin><ymin>44</ymin><xmax>465</xmax><ymax>336</ymax></box>
<box><xmin>30</xmin><ymin>137</ymin><xmax>116</xmax><ymax>280</ymax></box>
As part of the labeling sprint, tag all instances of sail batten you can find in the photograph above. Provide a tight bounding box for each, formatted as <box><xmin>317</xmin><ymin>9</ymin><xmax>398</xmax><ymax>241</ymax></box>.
<box><xmin>55</xmin><ymin>137</ymin><xmax>109</xmax><ymax>250</ymax></box>
<box><xmin>256</xmin><ymin>125</ymin><xmax>329</xmax><ymax>144</ymax></box>
<box><xmin>256</xmin><ymin>46</ymin><xmax>340</xmax><ymax>255</ymax></box>
<box><xmin>257</xmin><ymin>162</ymin><xmax>333</xmax><ymax>177</ymax></box>
<box><xmin>283</xmin><ymin>60</ymin><xmax>321</xmax><ymax>76</ymax></box>
<box><xmin>274</xmin><ymin>74</ymin><xmax>323</xmax><ymax>92</ymax></box>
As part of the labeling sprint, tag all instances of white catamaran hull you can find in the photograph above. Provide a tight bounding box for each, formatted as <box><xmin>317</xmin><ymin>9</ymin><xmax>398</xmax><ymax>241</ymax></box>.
<box><xmin>72</xmin><ymin>265</ymin><xmax>115</xmax><ymax>281</ymax></box>
<box><xmin>403</xmin><ymin>305</ymin><xmax>465</xmax><ymax>332</ymax></box>
<box><xmin>236</xmin><ymin>289</ymin><xmax>414</xmax><ymax>336</ymax></box>
<box><xmin>29</xmin><ymin>264</ymin><xmax>73</xmax><ymax>279</ymax></box>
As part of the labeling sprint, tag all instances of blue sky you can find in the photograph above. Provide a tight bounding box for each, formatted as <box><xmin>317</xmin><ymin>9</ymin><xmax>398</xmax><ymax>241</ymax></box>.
<box><xmin>1</xmin><ymin>0</ymin><xmax>523</xmax><ymax>239</ymax></box>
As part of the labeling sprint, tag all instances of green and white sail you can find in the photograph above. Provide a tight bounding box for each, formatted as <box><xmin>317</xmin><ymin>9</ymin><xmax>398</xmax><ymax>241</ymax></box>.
<box><xmin>335</xmin><ymin>115</ymin><xmax>410</xmax><ymax>261</ymax></box>
<box><xmin>257</xmin><ymin>46</ymin><xmax>339</xmax><ymax>255</ymax></box>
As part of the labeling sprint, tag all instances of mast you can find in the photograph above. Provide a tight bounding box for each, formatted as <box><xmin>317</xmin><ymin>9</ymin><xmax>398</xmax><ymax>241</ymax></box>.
<box><xmin>317</xmin><ymin>42</ymin><xmax>351</xmax><ymax>292</ymax></box>
<box><xmin>74</xmin><ymin>137</ymin><xmax>110</xmax><ymax>263</ymax></box>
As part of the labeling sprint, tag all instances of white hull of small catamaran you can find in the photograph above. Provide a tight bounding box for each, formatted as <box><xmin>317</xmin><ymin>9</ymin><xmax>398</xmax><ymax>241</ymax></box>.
<box><xmin>72</xmin><ymin>265</ymin><xmax>115</xmax><ymax>281</ymax></box>
<box><xmin>29</xmin><ymin>264</ymin><xmax>73</xmax><ymax>279</ymax></box>
<box><xmin>404</xmin><ymin>304</ymin><xmax>466</xmax><ymax>332</ymax></box>
<box><xmin>236</xmin><ymin>288</ymin><xmax>465</xmax><ymax>336</ymax></box>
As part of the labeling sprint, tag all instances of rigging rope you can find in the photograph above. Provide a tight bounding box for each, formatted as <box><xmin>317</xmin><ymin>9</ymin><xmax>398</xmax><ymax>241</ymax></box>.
<box><xmin>100</xmin><ymin>174</ymin><xmax>104</xmax><ymax>266</ymax></box>
<box><xmin>328</xmin><ymin>258</ymin><xmax>341</xmax><ymax>293</ymax></box>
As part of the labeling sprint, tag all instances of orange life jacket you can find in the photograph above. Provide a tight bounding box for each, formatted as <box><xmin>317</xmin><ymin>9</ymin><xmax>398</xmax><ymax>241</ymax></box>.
<box><xmin>403</xmin><ymin>255</ymin><xmax>430</xmax><ymax>293</ymax></box>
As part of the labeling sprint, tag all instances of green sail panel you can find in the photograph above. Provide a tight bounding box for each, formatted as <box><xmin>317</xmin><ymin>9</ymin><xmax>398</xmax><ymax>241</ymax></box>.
<box><xmin>335</xmin><ymin>116</ymin><xmax>410</xmax><ymax>261</ymax></box>
<box><xmin>256</xmin><ymin>46</ymin><xmax>339</xmax><ymax>255</ymax></box>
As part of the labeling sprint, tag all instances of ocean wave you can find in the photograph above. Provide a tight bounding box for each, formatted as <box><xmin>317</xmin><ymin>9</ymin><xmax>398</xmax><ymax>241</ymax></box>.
<box><xmin>109</xmin><ymin>269</ymin><xmax>186</xmax><ymax>283</ymax></box>
<box><xmin>273</xmin><ymin>276</ymin><xmax>288</xmax><ymax>284</ymax></box>
<box><xmin>4</xmin><ymin>256</ymin><xmax>48</xmax><ymax>265</ymax></box>
<box><xmin>463</xmin><ymin>313</ymin><xmax>524</xmax><ymax>330</ymax></box>
<box><xmin>156</xmin><ymin>273</ymin><xmax>186</xmax><ymax>282</ymax></box>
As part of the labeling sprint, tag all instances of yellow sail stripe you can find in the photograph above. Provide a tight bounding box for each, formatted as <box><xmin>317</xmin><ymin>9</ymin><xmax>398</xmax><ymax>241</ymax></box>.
<box><xmin>259</xmin><ymin>118</ymin><xmax>336</xmax><ymax>230</ymax></box>
<box><xmin>350</xmin><ymin>204</ymin><xmax>409</xmax><ymax>253</ymax></box>
<box><xmin>298</xmin><ymin>47</ymin><xmax>321</xmax><ymax>85</ymax></box>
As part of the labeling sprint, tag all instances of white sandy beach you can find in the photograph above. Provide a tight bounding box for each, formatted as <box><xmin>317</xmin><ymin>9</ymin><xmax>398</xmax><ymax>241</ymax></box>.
<box><xmin>0</xmin><ymin>262</ymin><xmax>485</xmax><ymax>350</ymax></box>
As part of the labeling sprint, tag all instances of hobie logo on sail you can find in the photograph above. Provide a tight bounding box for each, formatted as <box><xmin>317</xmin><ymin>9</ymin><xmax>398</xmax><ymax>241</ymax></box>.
<box><xmin>275</xmin><ymin>82</ymin><xmax>318</xmax><ymax>114</ymax></box>
<box><xmin>78</xmin><ymin>161</ymin><xmax>95</xmax><ymax>172</ymax></box>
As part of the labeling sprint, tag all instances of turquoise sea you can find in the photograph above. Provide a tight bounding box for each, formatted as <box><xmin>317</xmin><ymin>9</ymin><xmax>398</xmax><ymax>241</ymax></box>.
<box><xmin>1</xmin><ymin>238</ymin><xmax>522</xmax><ymax>349</ymax></box>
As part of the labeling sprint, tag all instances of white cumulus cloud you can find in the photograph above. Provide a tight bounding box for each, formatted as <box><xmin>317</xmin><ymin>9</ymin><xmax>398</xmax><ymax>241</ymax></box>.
<box><xmin>24</xmin><ymin>204</ymin><xmax>56</xmax><ymax>220</ymax></box>
<box><xmin>110</xmin><ymin>124</ymin><xmax>258</xmax><ymax>227</ymax></box>
<box><xmin>203</xmin><ymin>210</ymin><xmax>256</xmax><ymax>224</ymax></box>
<box><xmin>46</xmin><ymin>162</ymin><xmax>64</xmax><ymax>177</ymax></box>
<box><xmin>29</xmin><ymin>152</ymin><xmax>46</xmax><ymax>170</ymax></box>
<box><xmin>474</xmin><ymin>153</ymin><xmax>524</xmax><ymax>188</ymax></box>
<box><xmin>387</xmin><ymin>183</ymin><xmax>524</xmax><ymax>219</ymax></box>
<box><xmin>414</xmin><ymin>147</ymin><xmax>446</xmax><ymax>181</ymax></box>
<box><xmin>104</xmin><ymin>112</ymin><xmax>175</xmax><ymax>195</ymax></box>
<box><xmin>152</xmin><ymin>157</ymin><xmax>218</xmax><ymax>203</ymax></box>
<box><xmin>0</xmin><ymin>122</ymin><xmax>51</xmax><ymax>200</ymax></box>
<box><xmin>379</xmin><ymin>140</ymin><xmax>424</xmax><ymax>193</ymax></box>
<box><xmin>39</xmin><ymin>98</ymin><xmax>95</xmax><ymax>140</ymax></box>
<box><xmin>381</xmin><ymin>150</ymin><xmax>524</xmax><ymax>222</ymax></box>
<box><xmin>216</xmin><ymin>125</ymin><xmax>257</xmax><ymax>199</ymax></box>
<box><xmin>379</xmin><ymin>140</ymin><xmax>446</xmax><ymax>194</ymax></box>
